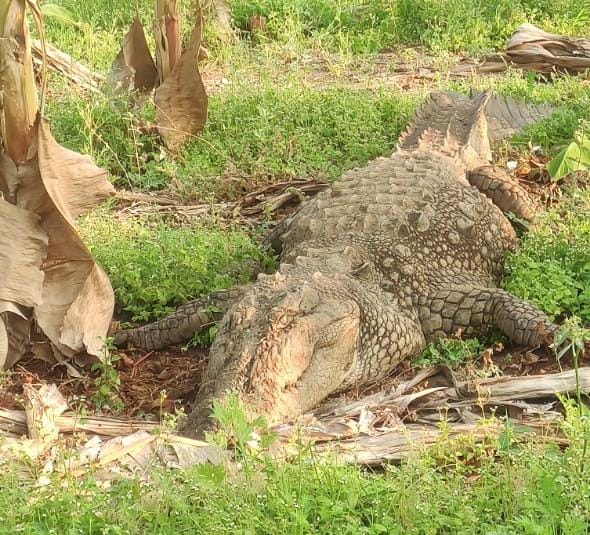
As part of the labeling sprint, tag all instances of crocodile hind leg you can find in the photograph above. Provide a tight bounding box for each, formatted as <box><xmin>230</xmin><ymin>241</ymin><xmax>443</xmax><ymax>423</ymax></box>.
<box><xmin>418</xmin><ymin>286</ymin><xmax>557</xmax><ymax>347</ymax></box>
<box><xmin>468</xmin><ymin>165</ymin><xmax>540</xmax><ymax>222</ymax></box>
<box><xmin>113</xmin><ymin>288</ymin><xmax>245</xmax><ymax>351</ymax></box>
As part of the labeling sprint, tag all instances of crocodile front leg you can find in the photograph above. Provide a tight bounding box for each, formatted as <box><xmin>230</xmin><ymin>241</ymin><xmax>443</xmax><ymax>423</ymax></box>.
<box><xmin>469</xmin><ymin>165</ymin><xmax>540</xmax><ymax>222</ymax></box>
<box><xmin>418</xmin><ymin>286</ymin><xmax>557</xmax><ymax>347</ymax></box>
<box><xmin>341</xmin><ymin>303</ymin><xmax>427</xmax><ymax>389</ymax></box>
<box><xmin>113</xmin><ymin>287</ymin><xmax>245</xmax><ymax>350</ymax></box>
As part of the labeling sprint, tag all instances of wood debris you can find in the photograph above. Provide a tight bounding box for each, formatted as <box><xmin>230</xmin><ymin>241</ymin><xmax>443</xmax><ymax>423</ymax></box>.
<box><xmin>113</xmin><ymin>179</ymin><xmax>329</xmax><ymax>221</ymax></box>
<box><xmin>1</xmin><ymin>368</ymin><xmax>586</xmax><ymax>474</ymax></box>
<box><xmin>31</xmin><ymin>40</ymin><xmax>104</xmax><ymax>93</ymax></box>
<box><xmin>454</xmin><ymin>24</ymin><xmax>590</xmax><ymax>76</ymax></box>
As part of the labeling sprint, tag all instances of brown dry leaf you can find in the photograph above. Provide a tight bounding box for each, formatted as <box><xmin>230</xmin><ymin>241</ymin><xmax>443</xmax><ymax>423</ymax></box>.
<box><xmin>107</xmin><ymin>18</ymin><xmax>157</xmax><ymax>94</ymax></box>
<box><xmin>154</xmin><ymin>10</ymin><xmax>208</xmax><ymax>151</ymax></box>
<box><xmin>0</xmin><ymin>199</ymin><xmax>47</xmax><ymax>308</ymax></box>
<box><xmin>0</xmin><ymin>301</ymin><xmax>29</xmax><ymax>369</ymax></box>
<box><xmin>0</xmin><ymin>316</ymin><xmax>7</xmax><ymax>369</ymax></box>
<box><xmin>1</xmin><ymin>309</ymin><xmax>31</xmax><ymax>369</ymax></box>
<box><xmin>506</xmin><ymin>24</ymin><xmax>590</xmax><ymax>73</ymax></box>
<box><xmin>37</xmin><ymin>121</ymin><xmax>115</xmax><ymax>220</ymax></box>
<box><xmin>16</xmin><ymin>121</ymin><xmax>115</xmax><ymax>358</ymax></box>
<box><xmin>0</xmin><ymin>147</ymin><xmax>20</xmax><ymax>198</ymax></box>
<box><xmin>153</xmin><ymin>0</ymin><xmax>182</xmax><ymax>84</ymax></box>
<box><xmin>0</xmin><ymin>21</ymin><xmax>38</xmax><ymax>164</ymax></box>
<box><xmin>454</xmin><ymin>24</ymin><xmax>590</xmax><ymax>76</ymax></box>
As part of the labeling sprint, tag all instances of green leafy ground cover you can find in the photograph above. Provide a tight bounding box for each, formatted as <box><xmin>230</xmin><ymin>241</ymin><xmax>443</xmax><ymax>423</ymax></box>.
<box><xmin>2</xmin><ymin>412</ymin><xmax>590</xmax><ymax>534</ymax></box>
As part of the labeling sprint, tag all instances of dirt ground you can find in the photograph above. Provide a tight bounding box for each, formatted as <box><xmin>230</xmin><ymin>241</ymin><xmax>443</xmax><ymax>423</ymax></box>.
<box><xmin>0</xmin><ymin>348</ymin><xmax>207</xmax><ymax>418</ymax></box>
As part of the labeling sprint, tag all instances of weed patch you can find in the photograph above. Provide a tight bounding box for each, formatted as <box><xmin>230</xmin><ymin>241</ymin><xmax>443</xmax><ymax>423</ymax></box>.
<box><xmin>505</xmin><ymin>188</ymin><xmax>590</xmax><ymax>323</ymax></box>
<box><xmin>2</xmin><ymin>410</ymin><xmax>590</xmax><ymax>533</ymax></box>
<box><xmin>230</xmin><ymin>0</ymin><xmax>588</xmax><ymax>54</ymax></box>
<box><xmin>78</xmin><ymin>208</ymin><xmax>273</xmax><ymax>322</ymax></box>
<box><xmin>174</xmin><ymin>86</ymin><xmax>418</xmax><ymax>199</ymax></box>
<box><xmin>46</xmin><ymin>85</ymin><xmax>419</xmax><ymax>198</ymax></box>
<box><xmin>414</xmin><ymin>338</ymin><xmax>484</xmax><ymax>368</ymax></box>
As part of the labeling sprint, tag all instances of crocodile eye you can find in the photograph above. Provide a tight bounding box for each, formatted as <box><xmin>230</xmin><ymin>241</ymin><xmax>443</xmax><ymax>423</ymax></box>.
<box><xmin>351</xmin><ymin>261</ymin><xmax>371</xmax><ymax>278</ymax></box>
<box><xmin>380</xmin><ymin>279</ymin><xmax>396</xmax><ymax>292</ymax></box>
<box><xmin>299</xmin><ymin>287</ymin><xmax>319</xmax><ymax>313</ymax></box>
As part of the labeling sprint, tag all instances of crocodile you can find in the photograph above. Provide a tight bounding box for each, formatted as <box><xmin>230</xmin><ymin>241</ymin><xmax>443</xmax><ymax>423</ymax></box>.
<box><xmin>115</xmin><ymin>91</ymin><xmax>557</xmax><ymax>437</ymax></box>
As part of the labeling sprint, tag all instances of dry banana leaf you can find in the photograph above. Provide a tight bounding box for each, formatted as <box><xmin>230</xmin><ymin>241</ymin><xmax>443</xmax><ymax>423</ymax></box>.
<box><xmin>0</xmin><ymin>1</ymin><xmax>115</xmax><ymax>368</ymax></box>
<box><xmin>270</xmin><ymin>367</ymin><xmax>583</xmax><ymax>464</ymax></box>
<box><xmin>0</xmin><ymin>308</ymin><xmax>30</xmax><ymax>369</ymax></box>
<box><xmin>455</xmin><ymin>24</ymin><xmax>590</xmax><ymax>75</ymax></box>
<box><xmin>1</xmin><ymin>368</ymin><xmax>583</xmax><ymax>473</ymax></box>
<box><xmin>15</xmin><ymin>121</ymin><xmax>115</xmax><ymax>358</ymax></box>
<box><xmin>154</xmin><ymin>9</ymin><xmax>208</xmax><ymax>151</ymax></box>
<box><xmin>0</xmin><ymin>383</ymin><xmax>223</xmax><ymax>481</ymax></box>
<box><xmin>0</xmin><ymin>201</ymin><xmax>47</xmax><ymax>308</ymax></box>
<box><xmin>23</xmin><ymin>383</ymin><xmax>68</xmax><ymax>441</ymax></box>
<box><xmin>107</xmin><ymin>18</ymin><xmax>157</xmax><ymax>93</ymax></box>
<box><xmin>310</xmin><ymin>422</ymin><xmax>566</xmax><ymax>465</ymax></box>
<box><xmin>0</xmin><ymin>317</ymin><xmax>7</xmax><ymax>369</ymax></box>
<box><xmin>0</xmin><ymin>33</ymin><xmax>37</xmax><ymax>164</ymax></box>
<box><xmin>314</xmin><ymin>367</ymin><xmax>590</xmax><ymax>429</ymax></box>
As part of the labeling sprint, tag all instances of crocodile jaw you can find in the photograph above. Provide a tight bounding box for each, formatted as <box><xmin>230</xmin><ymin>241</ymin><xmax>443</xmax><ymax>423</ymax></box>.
<box><xmin>181</xmin><ymin>271</ymin><xmax>360</xmax><ymax>436</ymax></box>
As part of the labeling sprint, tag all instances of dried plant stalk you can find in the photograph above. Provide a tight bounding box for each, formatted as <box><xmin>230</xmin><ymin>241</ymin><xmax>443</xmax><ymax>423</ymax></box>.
<box><xmin>153</xmin><ymin>0</ymin><xmax>181</xmax><ymax>84</ymax></box>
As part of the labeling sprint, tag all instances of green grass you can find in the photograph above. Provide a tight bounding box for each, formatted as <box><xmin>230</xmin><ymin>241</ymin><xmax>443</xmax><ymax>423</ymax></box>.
<box><xmin>505</xmin><ymin>188</ymin><xmax>590</xmax><ymax>323</ymax></box>
<box><xmin>230</xmin><ymin>0</ymin><xmax>589</xmax><ymax>54</ymax></box>
<box><xmin>79</xmin><ymin>208</ymin><xmax>273</xmax><ymax>322</ymax></box>
<box><xmin>46</xmin><ymin>85</ymin><xmax>419</xmax><ymax>198</ymax></box>
<box><xmin>43</xmin><ymin>0</ymin><xmax>589</xmax><ymax>66</ymax></box>
<box><xmin>173</xmin><ymin>86</ymin><xmax>418</xmax><ymax>199</ymax></box>
<box><xmin>1</xmin><ymin>405</ymin><xmax>590</xmax><ymax>533</ymax></box>
<box><xmin>414</xmin><ymin>338</ymin><xmax>485</xmax><ymax>368</ymax></box>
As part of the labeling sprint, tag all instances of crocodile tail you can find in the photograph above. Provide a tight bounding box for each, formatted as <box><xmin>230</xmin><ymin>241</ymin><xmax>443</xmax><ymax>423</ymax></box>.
<box><xmin>398</xmin><ymin>91</ymin><xmax>493</xmax><ymax>168</ymax></box>
<box><xmin>479</xmin><ymin>93</ymin><xmax>554</xmax><ymax>143</ymax></box>
<box><xmin>398</xmin><ymin>91</ymin><xmax>554</xmax><ymax>168</ymax></box>
<box><xmin>113</xmin><ymin>288</ymin><xmax>244</xmax><ymax>351</ymax></box>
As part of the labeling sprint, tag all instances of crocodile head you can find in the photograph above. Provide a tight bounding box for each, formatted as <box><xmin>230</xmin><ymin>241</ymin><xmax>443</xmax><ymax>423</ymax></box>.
<box><xmin>181</xmin><ymin>253</ymin><xmax>366</xmax><ymax>437</ymax></box>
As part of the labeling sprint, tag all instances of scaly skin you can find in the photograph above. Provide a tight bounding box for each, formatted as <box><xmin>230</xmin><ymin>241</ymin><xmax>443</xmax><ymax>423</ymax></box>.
<box><xmin>115</xmin><ymin>91</ymin><xmax>557</xmax><ymax>437</ymax></box>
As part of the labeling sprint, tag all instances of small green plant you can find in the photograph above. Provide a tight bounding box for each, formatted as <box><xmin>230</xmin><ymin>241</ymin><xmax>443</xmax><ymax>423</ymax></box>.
<box><xmin>156</xmin><ymin>390</ymin><xmax>186</xmax><ymax>434</ymax></box>
<box><xmin>46</xmin><ymin>91</ymin><xmax>165</xmax><ymax>190</ymax></box>
<box><xmin>554</xmin><ymin>317</ymin><xmax>590</xmax><ymax>407</ymax></box>
<box><xmin>554</xmin><ymin>317</ymin><xmax>589</xmax><ymax>474</ymax></box>
<box><xmin>90</xmin><ymin>338</ymin><xmax>123</xmax><ymax>412</ymax></box>
<box><xmin>547</xmin><ymin>130</ymin><xmax>590</xmax><ymax>181</ymax></box>
<box><xmin>210</xmin><ymin>393</ymin><xmax>276</xmax><ymax>455</ymax></box>
<box><xmin>188</xmin><ymin>322</ymin><xmax>219</xmax><ymax>349</ymax></box>
<box><xmin>40</xmin><ymin>3</ymin><xmax>79</xmax><ymax>26</ymax></box>
<box><xmin>414</xmin><ymin>337</ymin><xmax>484</xmax><ymax>368</ymax></box>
